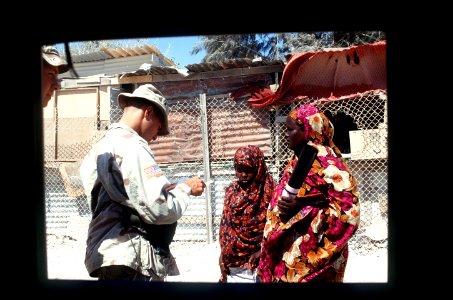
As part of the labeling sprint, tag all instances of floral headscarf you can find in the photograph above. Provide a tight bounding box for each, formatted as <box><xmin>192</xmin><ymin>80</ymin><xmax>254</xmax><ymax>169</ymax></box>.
<box><xmin>257</xmin><ymin>104</ymin><xmax>360</xmax><ymax>283</ymax></box>
<box><xmin>219</xmin><ymin>145</ymin><xmax>275</xmax><ymax>270</ymax></box>
<box><xmin>288</xmin><ymin>103</ymin><xmax>342</xmax><ymax>156</ymax></box>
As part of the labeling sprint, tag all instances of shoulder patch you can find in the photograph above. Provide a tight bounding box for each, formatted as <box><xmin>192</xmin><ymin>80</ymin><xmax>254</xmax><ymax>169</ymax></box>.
<box><xmin>143</xmin><ymin>165</ymin><xmax>163</xmax><ymax>178</ymax></box>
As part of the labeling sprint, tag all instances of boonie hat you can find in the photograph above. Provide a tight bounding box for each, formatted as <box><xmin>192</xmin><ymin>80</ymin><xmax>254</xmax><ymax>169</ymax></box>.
<box><xmin>117</xmin><ymin>84</ymin><xmax>170</xmax><ymax>136</ymax></box>
<box><xmin>42</xmin><ymin>45</ymin><xmax>69</xmax><ymax>74</ymax></box>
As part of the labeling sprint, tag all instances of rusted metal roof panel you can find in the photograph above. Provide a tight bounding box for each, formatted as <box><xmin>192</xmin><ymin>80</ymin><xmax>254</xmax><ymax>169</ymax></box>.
<box><xmin>185</xmin><ymin>58</ymin><xmax>283</xmax><ymax>73</ymax></box>
<box><xmin>118</xmin><ymin>59</ymin><xmax>284</xmax><ymax>77</ymax></box>
<box><xmin>152</xmin><ymin>73</ymin><xmax>274</xmax><ymax>99</ymax></box>
<box><xmin>152</xmin><ymin>111</ymin><xmax>204</xmax><ymax>164</ymax></box>
<box><xmin>150</xmin><ymin>100</ymin><xmax>272</xmax><ymax>165</ymax></box>
<box><xmin>119</xmin><ymin>65</ymin><xmax>185</xmax><ymax>77</ymax></box>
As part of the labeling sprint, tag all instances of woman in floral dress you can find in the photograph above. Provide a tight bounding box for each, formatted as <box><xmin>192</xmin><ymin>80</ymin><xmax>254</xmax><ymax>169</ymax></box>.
<box><xmin>257</xmin><ymin>103</ymin><xmax>360</xmax><ymax>283</ymax></box>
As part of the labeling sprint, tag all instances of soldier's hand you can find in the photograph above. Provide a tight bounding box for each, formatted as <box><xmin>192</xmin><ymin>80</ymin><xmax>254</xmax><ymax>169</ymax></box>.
<box><xmin>183</xmin><ymin>176</ymin><xmax>206</xmax><ymax>196</ymax></box>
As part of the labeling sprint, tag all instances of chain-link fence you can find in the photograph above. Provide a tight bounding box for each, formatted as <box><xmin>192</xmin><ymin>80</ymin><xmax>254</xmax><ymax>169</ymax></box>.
<box><xmin>44</xmin><ymin>87</ymin><xmax>387</xmax><ymax>267</ymax></box>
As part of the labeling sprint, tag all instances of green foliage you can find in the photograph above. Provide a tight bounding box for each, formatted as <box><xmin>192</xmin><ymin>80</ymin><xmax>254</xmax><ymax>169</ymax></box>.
<box><xmin>193</xmin><ymin>31</ymin><xmax>386</xmax><ymax>63</ymax></box>
<box><xmin>191</xmin><ymin>34</ymin><xmax>268</xmax><ymax>63</ymax></box>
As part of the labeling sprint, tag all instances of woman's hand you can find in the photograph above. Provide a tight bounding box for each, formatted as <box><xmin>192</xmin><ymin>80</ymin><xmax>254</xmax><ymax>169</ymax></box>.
<box><xmin>246</xmin><ymin>250</ymin><xmax>261</xmax><ymax>270</ymax></box>
<box><xmin>278</xmin><ymin>194</ymin><xmax>299</xmax><ymax>222</ymax></box>
<box><xmin>218</xmin><ymin>255</ymin><xmax>229</xmax><ymax>283</ymax></box>
<box><xmin>278</xmin><ymin>192</ymin><xmax>327</xmax><ymax>222</ymax></box>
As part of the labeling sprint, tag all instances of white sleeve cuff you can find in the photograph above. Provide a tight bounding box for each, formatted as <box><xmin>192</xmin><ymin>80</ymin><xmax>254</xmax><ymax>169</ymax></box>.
<box><xmin>177</xmin><ymin>182</ymin><xmax>192</xmax><ymax>195</ymax></box>
<box><xmin>285</xmin><ymin>184</ymin><xmax>299</xmax><ymax>195</ymax></box>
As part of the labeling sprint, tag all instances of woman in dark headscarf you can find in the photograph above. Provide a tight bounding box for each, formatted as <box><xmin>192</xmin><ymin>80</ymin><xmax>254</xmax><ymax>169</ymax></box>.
<box><xmin>218</xmin><ymin>145</ymin><xmax>275</xmax><ymax>282</ymax></box>
<box><xmin>257</xmin><ymin>103</ymin><xmax>360</xmax><ymax>283</ymax></box>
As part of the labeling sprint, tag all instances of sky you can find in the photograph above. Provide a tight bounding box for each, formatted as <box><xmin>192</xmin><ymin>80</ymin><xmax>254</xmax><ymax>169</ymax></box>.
<box><xmin>146</xmin><ymin>35</ymin><xmax>206</xmax><ymax>68</ymax></box>
<box><xmin>56</xmin><ymin>35</ymin><xmax>206</xmax><ymax>70</ymax></box>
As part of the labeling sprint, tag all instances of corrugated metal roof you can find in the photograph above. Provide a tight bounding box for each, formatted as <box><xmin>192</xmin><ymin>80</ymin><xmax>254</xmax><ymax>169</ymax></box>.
<box><xmin>119</xmin><ymin>65</ymin><xmax>187</xmax><ymax>78</ymax></box>
<box><xmin>71</xmin><ymin>51</ymin><xmax>112</xmax><ymax>63</ymax></box>
<box><xmin>68</xmin><ymin>44</ymin><xmax>176</xmax><ymax>66</ymax></box>
<box><xmin>117</xmin><ymin>58</ymin><xmax>283</xmax><ymax>78</ymax></box>
<box><xmin>103</xmin><ymin>45</ymin><xmax>158</xmax><ymax>57</ymax></box>
<box><xmin>185</xmin><ymin>58</ymin><xmax>283</xmax><ymax>73</ymax></box>
<box><xmin>62</xmin><ymin>54</ymin><xmax>169</xmax><ymax>78</ymax></box>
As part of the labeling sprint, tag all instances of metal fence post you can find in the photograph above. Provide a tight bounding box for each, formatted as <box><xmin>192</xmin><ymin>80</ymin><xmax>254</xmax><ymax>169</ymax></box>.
<box><xmin>199</xmin><ymin>93</ymin><xmax>213</xmax><ymax>243</ymax></box>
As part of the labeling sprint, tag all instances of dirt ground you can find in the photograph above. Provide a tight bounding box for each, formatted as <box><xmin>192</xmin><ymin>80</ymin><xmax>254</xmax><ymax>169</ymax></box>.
<box><xmin>46</xmin><ymin>232</ymin><xmax>387</xmax><ymax>283</ymax></box>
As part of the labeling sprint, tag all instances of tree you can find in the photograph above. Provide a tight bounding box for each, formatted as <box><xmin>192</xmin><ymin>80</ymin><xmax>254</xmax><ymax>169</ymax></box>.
<box><xmin>331</xmin><ymin>31</ymin><xmax>386</xmax><ymax>47</ymax></box>
<box><xmin>192</xmin><ymin>31</ymin><xmax>385</xmax><ymax>62</ymax></box>
<box><xmin>191</xmin><ymin>34</ymin><xmax>270</xmax><ymax>63</ymax></box>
